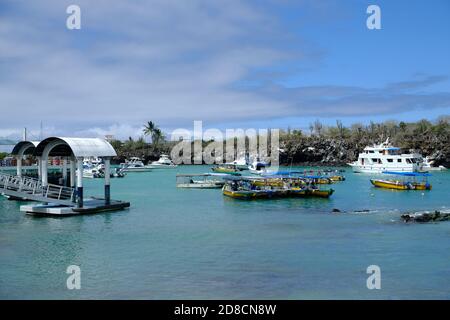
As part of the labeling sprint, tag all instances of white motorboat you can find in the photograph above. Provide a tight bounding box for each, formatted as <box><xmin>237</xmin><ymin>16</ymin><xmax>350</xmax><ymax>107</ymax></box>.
<box><xmin>176</xmin><ymin>173</ymin><xmax>226</xmax><ymax>188</ymax></box>
<box><xmin>149</xmin><ymin>154</ymin><xmax>177</xmax><ymax>169</ymax></box>
<box><xmin>248</xmin><ymin>158</ymin><xmax>269</xmax><ymax>175</ymax></box>
<box><xmin>83</xmin><ymin>157</ymin><xmax>102</xmax><ymax>168</ymax></box>
<box><xmin>348</xmin><ymin>138</ymin><xmax>424</xmax><ymax>173</ymax></box>
<box><xmin>83</xmin><ymin>167</ymin><xmax>104</xmax><ymax>179</ymax></box>
<box><xmin>83</xmin><ymin>164</ymin><xmax>126</xmax><ymax>178</ymax></box>
<box><xmin>120</xmin><ymin>157</ymin><xmax>153</xmax><ymax>172</ymax></box>
<box><xmin>421</xmin><ymin>156</ymin><xmax>447</xmax><ymax>171</ymax></box>
<box><xmin>225</xmin><ymin>155</ymin><xmax>249</xmax><ymax>170</ymax></box>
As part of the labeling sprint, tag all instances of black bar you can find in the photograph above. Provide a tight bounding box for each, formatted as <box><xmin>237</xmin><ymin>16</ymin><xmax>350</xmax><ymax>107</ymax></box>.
<box><xmin>105</xmin><ymin>184</ymin><xmax>110</xmax><ymax>205</ymax></box>
<box><xmin>77</xmin><ymin>186</ymin><xmax>83</xmax><ymax>208</ymax></box>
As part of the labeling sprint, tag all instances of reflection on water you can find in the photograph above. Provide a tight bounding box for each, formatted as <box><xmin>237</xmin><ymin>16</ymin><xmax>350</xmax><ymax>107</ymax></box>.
<box><xmin>0</xmin><ymin>166</ymin><xmax>449</xmax><ymax>299</ymax></box>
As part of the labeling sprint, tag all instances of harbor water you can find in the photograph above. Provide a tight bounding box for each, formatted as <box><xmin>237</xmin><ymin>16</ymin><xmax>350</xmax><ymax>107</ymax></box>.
<box><xmin>0</xmin><ymin>166</ymin><xmax>449</xmax><ymax>299</ymax></box>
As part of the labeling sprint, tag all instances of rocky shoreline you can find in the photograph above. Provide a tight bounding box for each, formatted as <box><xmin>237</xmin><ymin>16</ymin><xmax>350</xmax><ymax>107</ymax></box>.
<box><xmin>108</xmin><ymin>118</ymin><xmax>450</xmax><ymax>167</ymax></box>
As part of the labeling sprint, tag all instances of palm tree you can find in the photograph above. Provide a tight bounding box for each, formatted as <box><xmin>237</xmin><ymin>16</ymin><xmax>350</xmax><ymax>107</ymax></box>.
<box><xmin>143</xmin><ymin>121</ymin><xmax>156</xmax><ymax>142</ymax></box>
<box><xmin>152</xmin><ymin>128</ymin><xmax>163</xmax><ymax>147</ymax></box>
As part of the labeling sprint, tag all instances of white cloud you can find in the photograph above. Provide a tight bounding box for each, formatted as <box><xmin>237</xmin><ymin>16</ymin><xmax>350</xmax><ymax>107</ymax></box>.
<box><xmin>0</xmin><ymin>0</ymin><xmax>448</xmax><ymax>140</ymax></box>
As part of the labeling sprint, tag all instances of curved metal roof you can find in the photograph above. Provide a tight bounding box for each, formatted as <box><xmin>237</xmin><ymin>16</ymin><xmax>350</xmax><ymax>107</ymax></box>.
<box><xmin>34</xmin><ymin>137</ymin><xmax>117</xmax><ymax>158</ymax></box>
<box><xmin>11</xmin><ymin>141</ymin><xmax>40</xmax><ymax>156</ymax></box>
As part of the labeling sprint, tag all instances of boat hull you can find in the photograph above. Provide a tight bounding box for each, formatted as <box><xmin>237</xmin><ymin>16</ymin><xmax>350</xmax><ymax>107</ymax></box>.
<box><xmin>370</xmin><ymin>179</ymin><xmax>431</xmax><ymax>190</ymax></box>
<box><xmin>177</xmin><ymin>182</ymin><xmax>224</xmax><ymax>189</ymax></box>
<box><xmin>306</xmin><ymin>189</ymin><xmax>334</xmax><ymax>198</ymax></box>
<box><xmin>149</xmin><ymin>164</ymin><xmax>177</xmax><ymax>169</ymax></box>
<box><xmin>223</xmin><ymin>187</ymin><xmax>332</xmax><ymax>199</ymax></box>
<box><xmin>348</xmin><ymin>163</ymin><xmax>419</xmax><ymax>174</ymax></box>
<box><xmin>120</xmin><ymin>167</ymin><xmax>153</xmax><ymax>172</ymax></box>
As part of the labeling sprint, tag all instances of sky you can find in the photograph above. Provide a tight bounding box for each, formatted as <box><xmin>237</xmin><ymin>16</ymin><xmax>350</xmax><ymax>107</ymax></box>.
<box><xmin>0</xmin><ymin>0</ymin><xmax>449</xmax><ymax>142</ymax></box>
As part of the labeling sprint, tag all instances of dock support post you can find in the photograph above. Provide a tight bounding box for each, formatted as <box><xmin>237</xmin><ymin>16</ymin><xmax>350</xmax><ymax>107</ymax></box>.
<box><xmin>104</xmin><ymin>158</ymin><xmax>111</xmax><ymax>205</ymax></box>
<box><xmin>37</xmin><ymin>156</ymin><xmax>42</xmax><ymax>181</ymax></box>
<box><xmin>16</xmin><ymin>155</ymin><xmax>22</xmax><ymax>177</ymax></box>
<box><xmin>62</xmin><ymin>158</ymin><xmax>68</xmax><ymax>186</ymax></box>
<box><xmin>76</xmin><ymin>158</ymin><xmax>83</xmax><ymax>208</ymax></box>
<box><xmin>70</xmin><ymin>157</ymin><xmax>76</xmax><ymax>202</ymax></box>
<box><xmin>41</xmin><ymin>157</ymin><xmax>48</xmax><ymax>187</ymax></box>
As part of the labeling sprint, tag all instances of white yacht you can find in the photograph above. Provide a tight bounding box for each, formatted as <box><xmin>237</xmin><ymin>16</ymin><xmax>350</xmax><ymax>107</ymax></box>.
<box><xmin>149</xmin><ymin>154</ymin><xmax>177</xmax><ymax>169</ymax></box>
<box><xmin>348</xmin><ymin>138</ymin><xmax>424</xmax><ymax>173</ymax></box>
<box><xmin>120</xmin><ymin>157</ymin><xmax>153</xmax><ymax>172</ymax></box>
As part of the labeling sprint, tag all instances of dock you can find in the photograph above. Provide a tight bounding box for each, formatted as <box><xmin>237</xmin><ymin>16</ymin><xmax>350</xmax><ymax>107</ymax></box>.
<box><xmin>2</xmin><ymin>137</ymin><xmax>130</xmax><ymax>216</ymax></box>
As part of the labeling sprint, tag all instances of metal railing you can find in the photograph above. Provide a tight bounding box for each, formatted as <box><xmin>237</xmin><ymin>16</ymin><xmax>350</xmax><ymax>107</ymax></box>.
<box><xmin>0</xmin><ymin>172</ymin><xmax>75</xmax><ymax>202</ymax></box>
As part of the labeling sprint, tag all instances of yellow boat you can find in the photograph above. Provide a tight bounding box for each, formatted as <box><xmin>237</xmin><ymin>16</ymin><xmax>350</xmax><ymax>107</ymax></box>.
<box><xmin>370</xmin><ymin>171</ymin><xmax>432</xmax><ymax>191</ymax></box>
<box><xmin>306</xmin><ymin>188</ymin><xmax>334</xmax><ymax>198</ymax></box>
<box><xmin>329</xmin><ymin>175</ymin><xmax>345</xmax><ymax>182</ymax></box>
<box><xmin>223</xmin><ymin>185</ymin><xmax>286</xmax><ymax>199</ymax></box>
<box><xmin>370</xmin><ymin>179</ymin><xmax>431</xmax><ymax>190</ymax></box>
<box><xmin>212</xmin><ymin>164</ymin><xmax>241</xmax><ymax>174</ymax></box>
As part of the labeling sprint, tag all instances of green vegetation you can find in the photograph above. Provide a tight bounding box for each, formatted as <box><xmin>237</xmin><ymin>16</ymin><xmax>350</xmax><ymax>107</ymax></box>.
<box><xmin>0</xmin><ymin>152</ymin><xmax>9</xmax><ymax>161</ymax></box>
<box><xmin>279</xmin><ymin>116</ymin><xmax>450</xmax><ymax>166</ymax></box>
<box><xmin>111</xmin><ymin>117</ymin><xmax>450</xmax><ymax>167</ymax></box>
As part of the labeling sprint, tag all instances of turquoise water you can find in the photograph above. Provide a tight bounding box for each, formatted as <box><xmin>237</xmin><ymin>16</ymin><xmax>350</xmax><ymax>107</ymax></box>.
<box><xmin>0</xmin><ymin>166</ymin><xmax>449</xmax><ymax>299</ymax></box>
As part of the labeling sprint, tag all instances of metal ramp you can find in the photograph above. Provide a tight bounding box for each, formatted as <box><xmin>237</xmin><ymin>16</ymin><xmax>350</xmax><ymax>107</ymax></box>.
<box><xmin>0</xmin><ymin>172</ymin><xmax>75</xmax><ymax>206</ymax></box>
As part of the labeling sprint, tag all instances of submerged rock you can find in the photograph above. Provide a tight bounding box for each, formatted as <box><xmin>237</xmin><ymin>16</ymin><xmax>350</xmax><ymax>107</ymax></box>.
<box><xmin>401</xmin><ymin>211</ymin><xmax>450</xmax><ymax>223</ymax></box>
<box><xmin>332</xmin><ymin>208</ymin><xmax>341</xmax><ymax>213</ymax></box>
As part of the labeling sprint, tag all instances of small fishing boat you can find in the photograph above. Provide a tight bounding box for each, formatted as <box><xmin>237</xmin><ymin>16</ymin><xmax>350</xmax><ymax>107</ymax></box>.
<box><xmin>370</xmin><ymin>171</ymin><xmax>432</xmax><ymax>190</ymax></box>
<box><xmin>176</xmin><ymin>173</ymin><xmax>226</xmax><ymax>189</ymax></box>
<box><xmin>149</xmin><ymin>154</ymin><xmax>177</xmax><ymax>169</ymax></box>
<box><xmin>222</xmin><ymin>175</ymin><xmax>334</xmax><ymax>200</ymax></box>
<box><xmin>120</xmin><ymin>157</ymin><xmax>153</xmax><ymax>172</ymax></box>
<box><xmin>306</xmin><ymin>188</ymin><xmax>334</xmax><ymax>198</ymax></box>
<box><xmin>212</xmin><ymin>164</ymin><xmax>241</xmax><ymax>174</ymax></box>
<box><xmin>329</xmin><ymin>175</ymin><xmax>345</xmax><ymax>182</ymax></box>
<box><xmin>300</xmin><ymin>175</ymin><xmax>333</xmax><ymax>184</ymax></box>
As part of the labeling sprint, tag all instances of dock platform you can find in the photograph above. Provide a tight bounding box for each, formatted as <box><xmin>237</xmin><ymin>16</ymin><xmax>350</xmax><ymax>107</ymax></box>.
<box><xmin>20</xmin><ymin>198</ymin><xmax>130</xmax><ymax>216</ymax></box>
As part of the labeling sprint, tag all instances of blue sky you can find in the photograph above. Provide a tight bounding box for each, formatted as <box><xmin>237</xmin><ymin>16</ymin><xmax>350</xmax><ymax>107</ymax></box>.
<box><xmin>0</xmin><ymin>0</ymin><xmax>449</xmax><ymax>140</ymax></box>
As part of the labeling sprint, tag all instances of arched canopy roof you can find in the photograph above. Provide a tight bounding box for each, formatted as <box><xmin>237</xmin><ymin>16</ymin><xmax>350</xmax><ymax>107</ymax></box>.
<box><xmin>34</xmin><ymin>137</ymin><xmax>117</xmax><ymax>158</ymax></box>
<box><xmin>11</xmin><ymin>141</ymin><xmax>40</xmax><ymax>156</ymax></box>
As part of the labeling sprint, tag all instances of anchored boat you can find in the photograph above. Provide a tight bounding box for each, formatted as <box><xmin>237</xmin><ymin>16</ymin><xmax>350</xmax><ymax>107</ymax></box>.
<box><xmin>348</xmin><ymin>138</ymin><xmax>424</xmax><ymax>173</ymax></box>
<box><xmin>176</xmin><ymin>173</ymin><xmax>227</xmax><ymax>189</ymax></box>
<box><xmin>149</xmin><ymin>154</ymin><xmax>177</xmax><ymax>169</ymax></box>
<box><xmin>120</xmin><ymin>157</ymin><xmax>153</xmax><ymax>172</ymax></box>
<box><xmin>211</xmin><ymin>164</ymin><xmax>242</xmax><ymax>174</ymax></box>
<box><xmin>222</xmin><ymin>175</ymin><xmax>334</xmax><ymax>200</ymax></box>
<box><xmin>370</xmin><ymin>171</ymin><xmax>432</xmax><ymax>190</ymax></box>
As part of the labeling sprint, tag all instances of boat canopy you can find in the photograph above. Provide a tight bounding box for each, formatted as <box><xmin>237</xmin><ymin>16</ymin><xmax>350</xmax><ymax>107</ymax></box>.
<box><xmin>382</xmin><ymin>171</ymin><xmax>432</xmax><ymax>177</ymax></box>
<box><xmin>176</xmin><ymin>173</ymin><xmax>231</xmax><ymax>177</ymax></box>
<box><xmin>262</xmin><ymin>171</ymin><xmax>304</xmax><ymax>176</ymax></box>
<box><xmin>300</xmin><ymin>175</ymin><xmax>328</xmax><ymax>179</ymax></box>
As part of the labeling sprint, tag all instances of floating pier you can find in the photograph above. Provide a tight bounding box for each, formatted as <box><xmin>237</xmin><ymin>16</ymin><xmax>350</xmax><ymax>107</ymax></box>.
<box><xmin>1</xmin><ymin>137</ymin><xmax>130</xmax><ymax>216</ymax></box>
